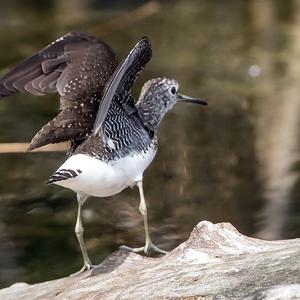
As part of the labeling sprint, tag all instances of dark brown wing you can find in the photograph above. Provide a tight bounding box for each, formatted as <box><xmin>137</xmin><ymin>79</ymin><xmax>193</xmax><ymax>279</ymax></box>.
<box><xmin>93</xmin><ymin>37</ymin><xmax>152</xmax><ymax>135</ymax></box>
<box><xmin>0</xmin><ymin>31</ymin><xmax>117</xmax><ymax>151</ymax></box>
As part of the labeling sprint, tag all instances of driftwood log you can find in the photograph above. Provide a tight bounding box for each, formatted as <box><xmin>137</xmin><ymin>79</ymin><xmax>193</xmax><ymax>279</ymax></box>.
<box><xmin>0</xmin><ymin>221</ymin><xmax>300</xmax><ymax>300</ymax></box>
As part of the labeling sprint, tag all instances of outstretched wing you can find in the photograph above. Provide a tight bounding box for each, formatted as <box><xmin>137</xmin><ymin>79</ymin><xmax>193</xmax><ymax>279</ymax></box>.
<box><xmin>93</xmin><ymin>37</ymin><xmax>152</xmax><ymax>136</ymax></box>
<box><xmin>0</xmin><ymin>31</ymin><xmax>117</xmax><ymax>151</ymax></box>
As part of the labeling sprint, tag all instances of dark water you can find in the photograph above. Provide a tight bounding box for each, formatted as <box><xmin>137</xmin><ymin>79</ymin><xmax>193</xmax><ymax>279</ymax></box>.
<box><xmin>0</xmin><ymin>0</ymin><xmax>300</xmax><ymax>288</ymax></box>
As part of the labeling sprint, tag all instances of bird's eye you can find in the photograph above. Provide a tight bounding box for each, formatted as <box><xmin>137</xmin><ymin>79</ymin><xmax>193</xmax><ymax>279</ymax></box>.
<box><xmin>170</xmin><ymin>86</ymin><xmax>176</xmax><ymax>95</ymax></box>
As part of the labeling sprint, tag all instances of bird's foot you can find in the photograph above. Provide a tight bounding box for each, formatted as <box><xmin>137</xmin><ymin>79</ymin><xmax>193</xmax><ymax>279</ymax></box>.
<box><xmin>120</xmin><ymin>240</ymin><xmax>167</xmax><ymax>255</ymax></box>
<box><xmin>70</xmin><ymin>261</ymin><xmax>95</xmax><ymax>276</ymax></box>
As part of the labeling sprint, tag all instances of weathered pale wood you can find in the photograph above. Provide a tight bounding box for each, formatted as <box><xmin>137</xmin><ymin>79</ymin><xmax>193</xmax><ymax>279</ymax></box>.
<box><xmin>0</xmin><ymin>221</ymin><xmax>299</xmax><ymax>300</ymax></box>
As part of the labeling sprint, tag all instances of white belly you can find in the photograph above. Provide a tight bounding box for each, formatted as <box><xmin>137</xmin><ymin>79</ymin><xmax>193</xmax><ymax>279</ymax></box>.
<box><xmin>53</xmin><ymin>147</ymin><xmax>157</xmax><ymax>197</ymax></box>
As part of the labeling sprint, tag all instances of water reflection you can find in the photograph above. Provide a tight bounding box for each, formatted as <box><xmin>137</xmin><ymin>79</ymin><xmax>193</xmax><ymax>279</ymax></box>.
<box><xmin>0</xmin><ymin>0</ymin><xmax>299</xmax><ymax>288</ymax></box>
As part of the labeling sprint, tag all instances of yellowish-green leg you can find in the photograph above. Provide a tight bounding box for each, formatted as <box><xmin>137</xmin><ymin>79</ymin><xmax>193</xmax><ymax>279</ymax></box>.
<box><xmin>122</xmin><ymin>181</ymin><xmax>167</xmax><ymax>255</ymax></box>
<box><xmin>71</xmin><ymin>192</ymin><xmax>94</xmax><ymax>275</ymax></box>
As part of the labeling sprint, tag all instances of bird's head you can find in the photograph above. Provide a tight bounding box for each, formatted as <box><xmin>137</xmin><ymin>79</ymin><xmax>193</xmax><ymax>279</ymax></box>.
<box><xmin>136</xmin><ymin>77</ymin><xmax>207</xmax><ymax>131</ymax></box>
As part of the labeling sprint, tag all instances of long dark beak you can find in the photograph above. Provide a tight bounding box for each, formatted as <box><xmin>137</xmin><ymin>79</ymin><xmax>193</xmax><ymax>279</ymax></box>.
<box><xmin>177</xmin><ymin>94</ymin><xmax>207</xmax><ymax>105</ymax></box>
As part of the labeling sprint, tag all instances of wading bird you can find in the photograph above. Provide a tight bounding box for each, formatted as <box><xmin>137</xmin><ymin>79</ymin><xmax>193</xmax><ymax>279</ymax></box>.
<box><xmin>0</xmin><ymin>32</ymin><xmax>207</xmax><ymax>274</ymax></box>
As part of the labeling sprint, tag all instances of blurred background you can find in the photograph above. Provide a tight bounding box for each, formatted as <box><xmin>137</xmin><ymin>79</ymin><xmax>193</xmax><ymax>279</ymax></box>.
<box><xmin>0</xmin><ymin>0</ymin><xmax>300</xmax><ymax>288</ymax></box>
